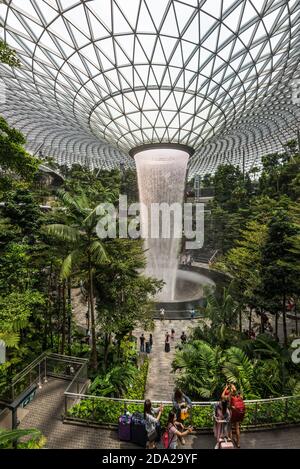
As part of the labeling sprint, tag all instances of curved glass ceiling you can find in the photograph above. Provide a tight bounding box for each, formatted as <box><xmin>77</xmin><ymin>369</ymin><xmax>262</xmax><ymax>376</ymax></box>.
<box><xmin>0</xmin><ymin>0</ymin><xmax>300</xmax><ymax>175</ymax></box>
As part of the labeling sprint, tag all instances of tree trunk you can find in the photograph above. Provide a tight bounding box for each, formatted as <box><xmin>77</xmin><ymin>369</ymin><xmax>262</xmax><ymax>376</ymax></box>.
<box><xmin>43</xmin><ymin>264</ymin><xmax>52</xmax><ymax>350</ymax></box>
<box><xmin>275</xmin><ymin>311</ymin><xmax>279</xmax><ymax>341</ymax></box>
<box><xmin>282</xmin><ymin>293</ymin><xmax>287</xmax><ymax>347</ymax></box>
<box><xmin>86</xmin><ymin>296</ymin><xmax>90</xmax><ymax>331</ymax></box>
<box><xmin>104</xmin><ymin>333</ymin><xmax>111</xmax><ymax>370</ymax></box>
<box><xmin>248</xmin><ymin>308</ymin><xmax>252</xmax><ymax>335</ymax></box>
<box><xmin>61</xmin><ymin>281</ymin><xmax>66</xmax><ymax>355</ymax></box>
<box><xmin>88</xmin><ymin>257</ymin><xmax>97</xmax><ymax>370</ymax></box>
<box><xmin>67</xmin><ymin>278</ymin><xmax>72</xmax><ymax>354</ymax></box>
<box><xmin>260</xmin><ymin>311</ymin><xmax>265</xmax><ymax>334</ymax></box>
<box><xmin>57</xmin><ymin>281</ymin><xmax>61</xmax><ymax>352</ymax></box>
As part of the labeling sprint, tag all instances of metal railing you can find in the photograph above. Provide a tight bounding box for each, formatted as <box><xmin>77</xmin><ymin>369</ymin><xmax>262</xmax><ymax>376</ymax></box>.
<box><xmin>64</xmin><ymin>391</ymin><xmax>300</xmax><ymax>430</ymax></box>
<box><xmin>0</xmin><ymin>352</ymin><xmax>88</xmax><ymax>404</ymax></box>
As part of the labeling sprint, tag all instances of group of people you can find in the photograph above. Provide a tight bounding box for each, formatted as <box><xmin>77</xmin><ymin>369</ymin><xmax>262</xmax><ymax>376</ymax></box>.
<box><xmin>142</xmin><ymin>384</ymin><xmax>245</xmax><ymax>449</ymax></box>
<box><xmin>213</xmin><ymin>384</ymin><xmax>245</xmax><ymax>449</ymax></box>
<box><xmin>164</xmin><ymin>329</ymin><xmax>188</xmax><ymax>352</ymax></box>
<box><xmin>164</xmin><ymin>329</ymin><xmax>174</xmax><ymax>352</ymax></box>
<box><xmin>144</xmin><ymin>389</ymin><xmax>193</xmax><ymax>449</ymax></box>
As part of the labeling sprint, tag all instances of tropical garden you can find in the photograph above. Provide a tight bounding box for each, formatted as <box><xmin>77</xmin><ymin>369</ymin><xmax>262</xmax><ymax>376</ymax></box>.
<box><xmin>0</xmin><ymin>39</ymin><xmax>300</xmax><ymax>443</ymax></box>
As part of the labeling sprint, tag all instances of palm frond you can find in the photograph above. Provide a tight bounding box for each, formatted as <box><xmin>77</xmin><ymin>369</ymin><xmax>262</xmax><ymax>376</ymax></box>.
<box><xmin>0</xmin><ymin>428</ymin><xmax>45</xmax><ymax>449</ymax></box>
<box><xmin>0</xmin><ymin>332</ymin><xmax>19</xmax><ymax>348</ymax></box>
<box><xmin>90</xmin><ymin>240</ymin><xmax>109</xmax><ymax>265</ymax></box>
<box><xmin>45</xmin><ymin>224</ymin><xmax>81</xmax><ymax>243</ymax></box>
<box><xmin>60</xmin><ymin>249</ymin><xmax>82</xmax><ymax>279</ymax></box>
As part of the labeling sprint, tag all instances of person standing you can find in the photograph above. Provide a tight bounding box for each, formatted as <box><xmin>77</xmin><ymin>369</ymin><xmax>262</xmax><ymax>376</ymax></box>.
<box><xmin>164</xmin><ymin>411</ymin><xmax>193</xmax><ymax>449</ymax></box>
<box><xmin>149</xmin><ymin>333</ymin><xmax>153</xmax><ymax>352</ymax></box>
<box><xmin>172</xmin><ymin>388</ymin><xmax>192</xmax><ymax>444</ymax></box>
<box><xmin>171</xmin><ymin>329</ymin><xmax>175</xmax><ymax>340</ymax></box>
<box><xmin>144</xmin><ymin>399</ymin><xmax>163</xmax><ymax>449</ymax></box>
<box><xmin>160</xmin><ymin>308</ymin><xmax>165</xmax><ymax>321</ymax></box>
<box><xmin>228</xmin><ymin>390</ymin><xmax>245</xmax><ymax>448</ymax></box>
<box><xmin>165</xmin><ymin>332</ymin><xmax>170</xmax><ymax>353</ymax></box>
<box><xmin>213</xmin><ymin>399</ymin><xmax>231</xmax><ymax>449</ymax></box>
<box><xmin>180</xmin><ymin>331</ymin><xmax>187</xmax><ymax>345</ymax></box>
<box><xmin>140</xmin><ymin>333</ymin><xmax>145</xmax><ymax>353</ymax></box>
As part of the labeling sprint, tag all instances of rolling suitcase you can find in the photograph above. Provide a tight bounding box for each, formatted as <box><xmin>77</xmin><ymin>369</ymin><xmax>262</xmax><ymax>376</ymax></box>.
<box><xmin>118</xmin><ymin>413</ymin><xmax>132</xmax><ymax>441</ymax></box>
<box><xmin>218</xmin><ymin>437</ymin><xmax>235</xmax><ymax>449</ymax></box>
<box><xmin>131</xmin><ymin>412</ymin><xmax>148</xmax><ymax>447</ymax></box>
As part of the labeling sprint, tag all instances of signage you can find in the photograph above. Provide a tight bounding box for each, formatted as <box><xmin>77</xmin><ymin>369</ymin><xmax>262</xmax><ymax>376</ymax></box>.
<box><xmin>20</xmin><ymin>389</ymin><xmax>36</xmax><ymax>408</ymax></box>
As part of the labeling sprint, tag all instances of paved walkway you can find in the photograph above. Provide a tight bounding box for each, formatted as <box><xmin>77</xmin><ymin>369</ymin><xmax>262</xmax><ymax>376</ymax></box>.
<box><xmin>19</xmin><ymin>378</ymin><xmax>300</xmax><ymax>448</ymax></box>
<box><xmin>135</xmin><ymin>319</ymin><xmax>198</xmax><ymax>401</ymax></box>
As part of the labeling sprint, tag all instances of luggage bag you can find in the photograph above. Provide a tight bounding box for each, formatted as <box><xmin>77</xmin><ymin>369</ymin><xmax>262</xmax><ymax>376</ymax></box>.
<box><xmin>131</xmin><ymin>412</ymin><xmax>148</xmax><ymax>447</ymax></box>
<box><xmin>118</xmin><ymin>414</ymin><xmax>132</xmax><ymax>441</ymax></box>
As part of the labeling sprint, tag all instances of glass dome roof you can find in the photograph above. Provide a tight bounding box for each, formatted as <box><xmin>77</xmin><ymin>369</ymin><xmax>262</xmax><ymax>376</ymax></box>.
<box><xmin>0</xmin><ymin>0</ymin><xmax>299</xmax><ymax>175</ymax></box>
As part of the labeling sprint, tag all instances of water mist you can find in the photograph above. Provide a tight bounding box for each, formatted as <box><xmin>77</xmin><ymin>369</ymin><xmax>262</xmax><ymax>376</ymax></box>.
<box><xmin>133</xmin><ymin>146</ymin><xmax>190</xmax><ymax>301</ymax></box>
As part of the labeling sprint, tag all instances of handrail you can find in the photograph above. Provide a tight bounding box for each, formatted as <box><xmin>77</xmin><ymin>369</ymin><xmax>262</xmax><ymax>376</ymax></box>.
<box><xmin>64</xmin><ymin>362</ymin><xmax>88</xmax><ymax>395</ymax></box>
<box><xmin>1</xmin><ymin>352</ymin><xmax>88</xmax><ymax>404</ymax></box>
<box><xmin>209</xmin><ymin>250</ymin><xmax>219</xmax><ymax>264</ymax></box>
<box><xmin>12</xmin><ymin>351</ymin><xmax>49</xmax><ymax>384</ymax></box>
<box><xmin>64</xmin><ymin>390</ymin><xmax>299</xmax><ymax>406</ymax></box>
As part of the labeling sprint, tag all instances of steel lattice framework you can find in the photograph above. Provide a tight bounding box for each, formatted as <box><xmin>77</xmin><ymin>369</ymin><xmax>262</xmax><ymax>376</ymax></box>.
<box><xmin>0</xmin><ymin>0</ymin><xmax>300</xmax><ymax>176</ymax></box>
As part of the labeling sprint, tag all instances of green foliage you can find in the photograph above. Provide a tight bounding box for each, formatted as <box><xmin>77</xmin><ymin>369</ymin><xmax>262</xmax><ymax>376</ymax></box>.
<box><xmin>0</xmin><ymin>40</ymin><xmax>21</xmax><ymax>67</ymax></box>
<box><xmin>126</xmin><ymin>359</ymin><xmax>149</xmax><ymax>400</ymax></box>
<box><xmin>2</xmin><ymin>189</ymin><xmax>43</xmax><ymax>241</ymax></box>
<box><xmin>0</xmin><ymin>290</ymin><xmax>45</xmax><ymax>335</ymax></box>
<box><xmin>0</xmin><ymin>117</ymin><xmax>40</xmax><ymax>181</ymax></box>
<box><xmin>67</xmin><ymin>394</ymin><xmax>300</xmax><ymax>429</ymax></box>
<box><xmin>0</xmin><ymin>427</ymin><xmax>46</xmax><ymax>449</ymax></box>
<box><xmin>173</xmin><ymin>340</ymin><xmax>224</xmax><ymax>399</ymax></box>
<box><xmin>89</xmin><ymin>358</ymin><xmax>149</xmax><ymax>400</ymax></box>
<box><xmin>213</xmin><ymin>164</ymin><xmax>251</xmax><ymax>212</ymax></box>
<box><xmin>68</xmin><ymin>359</ymin><xmax>149</xmax><ymax>422</ymax></box>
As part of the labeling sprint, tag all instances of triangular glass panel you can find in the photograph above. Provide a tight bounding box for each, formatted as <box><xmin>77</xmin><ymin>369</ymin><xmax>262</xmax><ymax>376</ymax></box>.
<box><xmin>174</xmin><ymin>1</ymin><xmax>196</xmax><ymax>34</ymax></box>
<box><xmin>145</xmin><ymin>0</ymin><xmax>169</xmax><ymax>30</ymax></box>
<box><xmin>112</xmin><ymin>2</ymin><xmax>131</xmax><ymax>34</ymax></box>
<box><xmin>160</xmin><ymin>4</ymin><xmax>179</xmax><ymax>37</ymax></box>
<box><xmin>183</xmin><ymin>13</ymin><xmax>199</xmax><ymax>43</ymax></box>
<box><xmin>137</xmin><ymin>1</ymin><xmax>156</xmax><ymax>33</ymax></box>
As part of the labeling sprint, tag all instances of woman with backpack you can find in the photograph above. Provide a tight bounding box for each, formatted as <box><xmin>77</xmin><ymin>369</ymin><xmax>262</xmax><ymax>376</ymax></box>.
<box><xmin>229</xmin><ymin>390</ymin><xmax>245</xmax><ymax>448</ymax></box>
<box><xmin>144</xmin><ymin>399</ymin><xmax>163</xmax><ymax>449</ymax></box>
<box><xmin>221</xmin><ymin>385</ymin><xmax>245</xmax><ymax>448</ymax></box>
<box><xmin>163</xmin><ymin>411</ymin><xmax>193</xmax><ymax>449</ymax></box>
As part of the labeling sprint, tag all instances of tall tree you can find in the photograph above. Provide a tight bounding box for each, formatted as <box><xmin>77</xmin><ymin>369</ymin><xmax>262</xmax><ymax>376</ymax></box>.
<box><xmin>45</xmin><ymin>191</ymin><xmax>109</xmax><ymax>369</ymax></box>
<box><xmin>260</xmin><ymin>207</ymin><xmax>300</xmax><ymax>345</ymax></box>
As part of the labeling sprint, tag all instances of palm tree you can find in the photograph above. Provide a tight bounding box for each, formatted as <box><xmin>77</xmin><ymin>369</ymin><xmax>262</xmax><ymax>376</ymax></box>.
<box><xmin>45</xmin><ymin>191</ymin><xmax>109</xmax><ymax>369</ymax></box>
<box><xmin>223</xmin><ymin>346</ymin><xmax>256</xmax><ymax>398</ymax></box>
<box><xmin>205</xmin><ymin>286</ymin><xmax>238</xmax><ymax>330</ymax></box>
<box><xmin>173</xmin><ymin>340</ymin><xmax>224</xmax><ymax>399</ymax></box>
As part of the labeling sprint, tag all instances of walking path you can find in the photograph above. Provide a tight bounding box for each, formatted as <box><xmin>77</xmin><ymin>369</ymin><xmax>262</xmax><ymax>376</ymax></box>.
<box><xmin>135</xmin><ymin>319</ymin><xmax>198</xmax><ymax>401</ymax></box>
<box><xmin>19</xmin><ymin>377</ymin><xmax>300</xmax><ymax>449</ymax></box>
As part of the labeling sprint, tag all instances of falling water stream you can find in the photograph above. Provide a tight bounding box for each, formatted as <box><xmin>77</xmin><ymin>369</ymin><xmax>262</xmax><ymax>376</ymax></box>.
<box><xmin>134</xmin><ymin>147</ymin><xmax>189</xmax><ymax>301</ymax></box>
